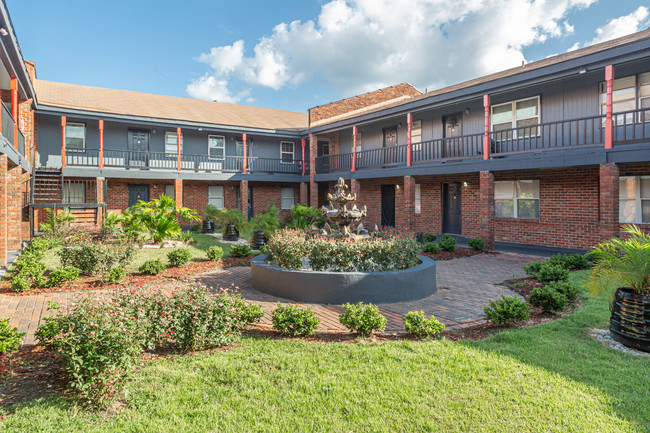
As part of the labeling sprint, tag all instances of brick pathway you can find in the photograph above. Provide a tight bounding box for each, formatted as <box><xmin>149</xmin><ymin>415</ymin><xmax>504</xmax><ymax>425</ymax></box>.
<box><xmin>0</xmin><ymin>252</ymin><xmax>540</xmax><ymax>344</ymax></box>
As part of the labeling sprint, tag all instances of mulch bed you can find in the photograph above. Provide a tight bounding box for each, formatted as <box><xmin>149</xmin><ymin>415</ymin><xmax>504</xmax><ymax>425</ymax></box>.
<box><xmin>0</xmin><ymin>256</ymin><xmax>253</xmax><ymax>296</ymax></box>
<box><xmin>422</xmin><ymin>247</ymin><xmax>498</xmax><ymax>261</ymax></box>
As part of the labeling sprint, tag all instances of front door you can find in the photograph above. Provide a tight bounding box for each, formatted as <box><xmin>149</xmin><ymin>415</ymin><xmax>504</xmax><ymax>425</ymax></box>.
<box><xmin>383</xmin><ymin>127</ymin><xmax>397</xmax><ymax>164</ymax></box>
<box><xmin>442</xmin><ymin>182</ymin><xmax>461</xmax><ymax>234</ymax></box>
<box><xmin>442</xmin><ymin>114</ymin><xmax>462</xmax><ymax>158</ymax></box>
<box><xmin>317</xmin><ymin>140</ymin><xmax>330</xmax><ymax>172</ymax></box>
<box><xmin>128</xmin><ymin>184</ymin><xmax>149</xmax><ymax>208</ymax></box>
<box><xmin>248</xmin><ymin>186</ymin><xmax>254</xmax><ymax>219</ymax></box>
<box><xmin>128</xmin><ymin>130</ymin><xmax>150</xmax><ymax>167</ymax></box>
<box><xmin>381</xmin><ymin>184</ymin><xmax>396</xmax><ymax>227</ymax></box>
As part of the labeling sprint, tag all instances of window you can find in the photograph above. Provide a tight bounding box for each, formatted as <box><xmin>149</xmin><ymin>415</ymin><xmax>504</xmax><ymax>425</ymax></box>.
<box><xmin>600</xmin><ymin>76</ymin><xmax>636</xmax><ymax>125</ymax></box>
<box><xmin>495</xmin><ymin>180</ymin><xmax>539</xmax><ymax>219</ymax></box>
<box><xmin>281</xmin><ymin>141</ymin><xmax>294</xmax><ymax>164</ymax></box>
<box><xmin>236</xmin><ymin>138</ymin><xmax>252</xmax><ymax>156</ymax></box>
<box><xmin>63</xmin><ymin>181</ymin><xmax>85</xmax><ymax>204</ymax></box>
<box><xmin>491</xmin><ymin>97</ymin><xmax>540</xmax><ymax>138</ymax></box>
<box><xmin>639</xmin><ymin>72</ymin><xmax>650</xmax><ymax>122</ymax></box>
<box><xmin>619</xmin><ymin>176</ymin><xmax>650</xmax><ymax>223</ymax></box>
<box><xmin>65</xmin><ymin>123</ymin><xmax>85</xmax><ymax>151</ymax></box>
<box><xmin>165</xmin><ymin>132</ymin><xmax>183</xmax><ymax>155</ymax></box>
<box><xmin>208</xmin><ymin>135</ymin><xmax>225</xmax><ymax>160</ymax></box>
<box><xmin>411</xmin><ymin>120</ymin><xmax>422</xmax><ymax>151</ymax></box>
<box><xmin>354</xmin><ymin>132</ymin><xmax>363</xmax><ymax>152</ymax></box>
<box><xmin>281</xmin><ymin>187</ymin><xmax>294</xmax><ymax>210</ymax></box>
<box><xmin>415</xmin><ymin>183</ymin><xmax>421</xmax><ymax>214</ymax></box>
<box><xmin>164</xmin><ymin>185</ymin><xmax>175</xmax><ymax>198</ymax></box>
<box><xmin>208</xmin><ymin>185</ymin><xmax>224</xmax><ymax>209</ymax></box>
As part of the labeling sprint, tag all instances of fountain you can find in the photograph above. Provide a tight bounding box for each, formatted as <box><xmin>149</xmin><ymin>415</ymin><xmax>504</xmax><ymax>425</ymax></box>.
<box><xmin>319</xmin><ymin>178</ymin><xmax>369</xmax><ymax>239</ymax></box>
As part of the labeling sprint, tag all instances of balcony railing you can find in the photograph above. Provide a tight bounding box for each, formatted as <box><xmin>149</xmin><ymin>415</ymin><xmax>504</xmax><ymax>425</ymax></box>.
<box><xmin>65</xmin><ymin>148</ymin><xmax>307</xmax><ymax>175</ymax></box>
<box><xmin>612</xmin><ymin>108</ymin><xmax>650</xmax><ymax>144</ymax></box>
<box><xmin>1</xmin><ymin>101</ymin><xmax>25</xmax><ymax>157</ymax></box>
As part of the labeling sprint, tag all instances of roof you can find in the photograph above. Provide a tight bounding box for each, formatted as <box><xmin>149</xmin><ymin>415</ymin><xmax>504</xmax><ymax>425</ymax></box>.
<box><xmin>34</xmin><ymin>80</ymin><xmax>308</xmax><ymax>132</ymax></box>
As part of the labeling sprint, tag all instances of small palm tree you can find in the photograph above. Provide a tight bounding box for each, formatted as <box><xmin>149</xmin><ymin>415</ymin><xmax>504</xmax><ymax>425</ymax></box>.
<box><xmin>101</xmin><ymin>211</ymin><xmax>125</xmax><ymax>239</ymax></box>
<box><xmin>131</xmin><ymin>196</ymin><xmax>200</xmax><ymax>245</ymax></box>
<box><xmin>248</xmin><ymin>204</ymin><xmax>281</xmax><ymax>237</ymax></box>
<box><xmin>587</xmin><ymin>225</ymin><xmax>650</xmax><ymax>301</ymax></box>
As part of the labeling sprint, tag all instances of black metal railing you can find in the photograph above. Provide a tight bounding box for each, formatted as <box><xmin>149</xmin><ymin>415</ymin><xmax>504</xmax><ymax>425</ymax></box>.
<box><xmin>247</xmin><ymin>157</ymin><xmax>305</xmax><ymax>174</ymax></box>
<box><xmin>315</xmin><ymin>153</ymin><xmax>353</xmax><ymax>173</ymax></box>
<box><xmin>412</xmin><ymin>134</ymin><xmax>484</xmax><ymax>162</ymax></box>
<box><xmin>612</xmin><ymin>108</ymin><xmax>650</xmax><ymax>144</ymax></box>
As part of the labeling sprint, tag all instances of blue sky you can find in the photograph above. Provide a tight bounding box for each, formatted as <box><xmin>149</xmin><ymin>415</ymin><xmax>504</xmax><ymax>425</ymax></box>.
<box><xmin>8</xmin><ymin>0</ymin><xmax>650</xmax><ymax>112</ymax></box>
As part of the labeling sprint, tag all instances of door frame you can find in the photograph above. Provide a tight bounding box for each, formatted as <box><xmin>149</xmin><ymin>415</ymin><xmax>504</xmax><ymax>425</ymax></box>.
<box><xmin>128</xmin><ymin>184</ymin><xmax>150</xmax><ymax>208</ymax></box>
<box><xmin>441</xmin><ymin>182</ymin><xmax>462</xmax><ymax>234</ymax></box>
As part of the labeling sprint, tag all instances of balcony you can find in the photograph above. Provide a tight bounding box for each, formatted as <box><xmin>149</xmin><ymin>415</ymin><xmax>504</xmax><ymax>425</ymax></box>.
<box><xmin>315</xmin><ymin>109</ymin><xmax>650</xmax><ymax>174</ymax></box>
<box><xmin>1</xmin><ymin>101</ymin><xmax>25</xmax><ymax>157</ymax></box>
<box><xmin>65</xmin><ymin>148</ymin><xmax>308</xmax><ymax>176</ymax></box>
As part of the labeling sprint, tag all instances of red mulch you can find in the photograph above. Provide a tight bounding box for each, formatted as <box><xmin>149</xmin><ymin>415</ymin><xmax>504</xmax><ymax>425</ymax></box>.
<box><xmin>422</xmin><ymin>247</ymin><xmax>498</xmax><ymax>261</ymax></box>
<box><xmin>0</xmin><ymin>256</ymin><xmax>253</xmax><ymax>296</ymax></box>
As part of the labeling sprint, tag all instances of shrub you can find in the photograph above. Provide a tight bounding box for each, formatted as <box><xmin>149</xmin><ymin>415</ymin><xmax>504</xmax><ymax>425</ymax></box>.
<box><xmin>167</xmin><ymin>247</ymin><xmax>192</xmax><ymax>267</ymax></box>
<box><xmin>468</xmin><ymin>238</ymin><xmax>485</xmax><ymax>250</ymax></box>
<box><xmin>101</xmin><ymin>211</ymin><xmax>125</xmax><ymax>239</ymax></box>
<box><xmin>535</xmin><ymin>263</ymin><xmax>570</xmax><ymax>284</ymax></box>
<box><xmin>339</xmin><ymin>302</ymin><xmax>386</xmax><ymax>337</ymax></box>
<box><xmin>40</xmin><ymin>208</ymin><xmax>76</xmax><ymax>242</ymax></box>
<box><xmin>423</xmin><ymin>242</ymin><xmax>440</xmax><ymax>254</ymax></box>
<box><xmin>139</xmin><ymin>259</ymin><xmax>166</xmax><ymax>275</ymax></box>
<box><xmin>262</xmin><ymin>229</ymin><xmax>308</xmax><ymax>269</ymax></box>
<box><xmin>546</xmin><ymin>280</ymin><xmax>580</xmax><ymax>303</ymax></box>
<box><xmin>10</xmin><ymin>274</ymin><xmax>31</xmax><ymax>293</ymax></box>
<box><xmin>483</xmin><ymin>295</ymin><xmax>531</xmax><ymax>325</ymax></box>
<box><xmin>104</xmin><ymin>267</ymin><xmax>127</xmax><ymax>284</ymax></box>
<box><xmin>438</xmin><ymin>235</ymin><xmax>457</xmax><ymax>252</ymax></box>
<box><xmin>11</xmin><ymin>256</ymin><xmax>47</xmax><ymax>291</ymax></box>
<box><xmin>529</xmin><ymin>285</ymin><xmax>568</xmax><ymax>312</ymax></box>
<box><xmin>58</xmin><ymin>242</ymin><xmax>134</xmax><ymax>275</ymax></box>
<box><xmin>564</xmin><ymin>253</ymin><xmax>590</xmax><ymax>270</ymax></box>
<box><xmin>206</xmin><ymin>246</ymin><xmax>224</xmax><ymax>261</ymax></box>
<box><xmin>415</xmin><ymin>232</ymin><xmax>437</xmax><ymax>244</ymax></box>
<box><xmin>0</xmin><ymin>318</ymin><xmax>25</xmax><ymax>353</ymax></box>
<box><xmin>129</xmin><ymin>196</ymin><xmax>200</xmax><ymax>244</ymax></box>
<box><xmin>227</xmin><ymin>298</ymin><xmax>264</xmax><ymax>331</ymax></box>
<box><xmin>271</xmin><ymin>303</ymin><xmax>320</xmax><ymax>337</ymax></box>
<box><xmin>230</xmin><ymin>244</ymin><xmax>253</xmax><ymax>257</ymax></box>
<box><xmin>402</xmin><ymin>311</ymin><xmax>445</xmax><ymax>338</ymax></box>
<box><xmin>284</xmin><ymin>204</ymin><xmax>326</xmax><ymax>229</ymax></box>
<box><xmin>44</xmin><ymin>267</ymin><xmax>80</xmax><ymax>288</ymax></box>
<box><xmin>523</xmin><ymin>260</ymin><xmax>544</xmax><ymax>275</ymax></box>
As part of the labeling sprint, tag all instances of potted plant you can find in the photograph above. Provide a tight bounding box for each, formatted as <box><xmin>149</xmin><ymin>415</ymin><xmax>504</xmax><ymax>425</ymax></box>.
<box><xmin>203</xmin><ymin>204</ymin><xmax>220</xmax><ymax>233</ymax></box>
<box><xmin>214</xmin><ymin>208</ymin><xmax>245</xmax><ymax>241</ymax></box>
<box><xmin>247</xmin><ymin>204</ymin><xmax>280</xmax><ymax>249</ymax></box>
<box><xmin>587</xmin><ymin>225</ymin><xmax>650</xmax><ymax>352</ymax></box>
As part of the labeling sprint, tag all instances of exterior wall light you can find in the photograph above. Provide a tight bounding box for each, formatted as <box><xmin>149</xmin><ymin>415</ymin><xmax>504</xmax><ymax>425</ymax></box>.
<box><xmin>463</xmin><ymin>181</ymin><xmax>468</xmax><ymax>187</ymax></box>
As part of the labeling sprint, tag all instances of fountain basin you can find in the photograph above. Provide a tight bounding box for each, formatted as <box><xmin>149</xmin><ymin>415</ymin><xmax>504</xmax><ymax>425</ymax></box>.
<box><xmin>251</xmin><ymin>254</ymin><xmax>437</xmax><ymax>304</ymax></box>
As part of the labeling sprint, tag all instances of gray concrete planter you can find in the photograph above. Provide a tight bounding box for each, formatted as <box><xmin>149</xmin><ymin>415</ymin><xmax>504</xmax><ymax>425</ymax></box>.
<box><xmin>251</xmin><ymin>254</ymin><xmax>437</xmax><ymax>304</ymax></box>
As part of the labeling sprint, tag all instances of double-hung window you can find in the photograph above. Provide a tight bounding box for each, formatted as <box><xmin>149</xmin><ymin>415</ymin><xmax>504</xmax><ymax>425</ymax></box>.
<box><xmin>495</xmin><ymin>180</ymin><xmax>540</xmax><ymax>219</ymax></box>
<box><xmin>640</xmin><ymin>73</ymin><xmax>650</xmax><ymax>122</ymax></box>
<box><xmin>65</xmin><ymin>123</ymin><xmax>85</xmax><ymax>152</ymax></box>
<box><xmin>164</xmin><ymin>184</ymin><xmax>175</xmax><ymax>198</ymax></box>
<box><xmin>281</xmin><ymin>187</ymin><xmax>294</xmax><ymax>210</ymax></box>
<box><xmin>600</xmin><ymin>76</ymin><xmax>637</xmax><ymax>125</ymax></box>
<box><xmin>165</xmin><ymin>132</ymin><xmax>183</xmax><ymax>156</ymax></box>
<box><xmin>491</xmin><ymin>97</ymin><xmax>540</xmax><ymax>138</ymax></box>
<box><xmin>208</xmin><ymin>135</ymin><xmax>225</xmax><ymax>160</ymax></box>
<box><xmin>62</xmin><ymin>181</ymin><xmax>85</xmax><ymax>204</ymax></box>
<box><xmin>354</xmin><ymin>132</ymin><xmax>363</xmax><ymax>153</ymax></box>
<box><xmin>411</xmin><ymin>120</ymin><xmax>422</xmax><ymax>151</ymax></box>
<box><xmin>281</xmin><ymin>141</ymin><xmax>294</xmax><ymax>164</ymax></box>
<box><xmin>619</xmin><ymin>176</ymin><xmax>650</xmax><ymax>223</ymax></box>
<box><xmin>414</xmin><ymin>183</ymin><xmax>421</xmax><ymax>214</ymax></box>
<box><xmin>208</xmin><ymin>185</ymin><xmax>225</xmax><ymax>209</ymax></box>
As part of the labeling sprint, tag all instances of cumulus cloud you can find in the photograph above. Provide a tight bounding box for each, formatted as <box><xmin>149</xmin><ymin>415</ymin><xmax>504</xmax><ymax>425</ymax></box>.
<box><xmin>187</xmin><ymin>0</ymin><xmax>597</xmax><ymax>103</ymax></box>
<box><xmin>569</xmin><ymin>6</ymin><xmax>650</xmax><ymax>51</ymax></box>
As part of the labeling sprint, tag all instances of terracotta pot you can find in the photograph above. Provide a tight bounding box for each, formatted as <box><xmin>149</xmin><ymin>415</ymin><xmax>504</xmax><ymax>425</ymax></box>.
<box><xmin>251</xmin><ymin>231</ymin><xmax>266</xmax><ymax>249</ymax></box>
<box><xmin>610</xmin><ymin>287</ymin><xmax>650</xmax><ymax>353</ymax></box>
<box><xmin>223</xmin><ymin>224</ymin><xmax>239</xmax><ymax>241</ymax></box>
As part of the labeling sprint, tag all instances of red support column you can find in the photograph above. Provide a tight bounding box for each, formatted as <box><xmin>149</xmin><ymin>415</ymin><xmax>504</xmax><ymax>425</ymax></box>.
<box><xmin>406</xmin><ymin>113</ymin><xmax>412</xmax><ymax>166</ymax></box>
<box><xmin>483</xmin><ymin>95</ymin><xmax>490</xmax><ymax>160</ymax></box>
<box><xmin>176</xmin><ymin>127</ymin><xmax>182</xmax><ymax>172</ymax></box>
<box><xmin>301</xmin><ymin>138</ymin><xmax>306</xmax><ymax>176</ymax></box>
<box><xmin>352</xmin><ymin>126</ymin><xmax>358</xmax><ymax>171</ymax></box>
<box><xmin>605</xmin><ymin>65</ymin><xmax>614</xmax><ymax>150</ymax></box>
<box><xmin>10</xmin><ymin>78</ymin><xmax>18</xmax><ymax>149</ymax></box>
<box><xmin>98</xmin><ymin>120</ymin><xmax>104</xmax><ymax>168</ymax></box>
<box><xmin>242</xmin><ymin>133</ymin><xmax>248</xmax><ymax>174</ymax></box>
<box><xmin>309</xmin><ymin>133</ymin><xmax>318</xmax><ymax>208</ymax></box>
<box><xmin>61</xmin><ymin>116</ymin><xmax>67</xmax><ymax>167</ymax></box>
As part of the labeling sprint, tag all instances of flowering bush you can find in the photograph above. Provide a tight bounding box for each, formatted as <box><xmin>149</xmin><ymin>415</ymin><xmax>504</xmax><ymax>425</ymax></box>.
<box><xmin>339</xmin><ymin>302</ymin><xmax>386</xmax><ymax>337</ymax></box>
<box><xmin>262</xmin><ymin>229</ymin><xmax>307</xmax><ymax>269</ymax></box>
<box><xmin>402</xmin><ymin>311</ymin><xmax>445</xmax><ymax>338</ymax></box>
<box><xmin>58</xmin><ymin>241</ymin><xmax>134</xmax><ymax>275</ymax></box>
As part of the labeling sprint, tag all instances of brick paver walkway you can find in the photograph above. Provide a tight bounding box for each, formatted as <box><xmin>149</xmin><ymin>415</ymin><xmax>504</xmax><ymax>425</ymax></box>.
<box><xmin>1</xmin><ymin>252</ymin><xmax>540</xmax><ymax>344</ymax></box>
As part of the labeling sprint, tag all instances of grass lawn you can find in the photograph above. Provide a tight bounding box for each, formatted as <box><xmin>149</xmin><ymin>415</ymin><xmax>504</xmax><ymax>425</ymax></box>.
<box><xmin>1</xmin><ymin>272</ymin><xmax>649</xmax><ymax>432</ymax></box>
<box><xmin>38</xmin><ymin>233</ymin><xmax>250</xmax><ymax>273</ymax></box>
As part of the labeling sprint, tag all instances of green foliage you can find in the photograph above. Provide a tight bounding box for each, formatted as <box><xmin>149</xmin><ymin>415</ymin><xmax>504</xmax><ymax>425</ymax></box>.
<box><xmin>547</xmin><ymin>254</ymin><xmax>590</xmax><ymax>270</ymax></box>
<box><xmin>58</xmin><ymin>242</ymin><xmax>134</xmax><ymax>275</ymax></box>
<box><xmin>261</xmin><ymin>229</ymin><xmax>307</xmax><ymax>269</ymax></box>
<box><xmin>284</xmin><ymin>204</ymin><xmax>326</xmax><ymax>229</ymax></box>
<box><xmin>139</xmin><ymin>259</ymin><xmax>166</xmax><ymax>275</ymax></box>
<box><xmin>10</xmin><ymin>237</ymin><xmax>56</xmax><ymax>292</ymax></box>
<box><xmin>40</xmin><ymin>208</ymin><xmax>76</xmax><ymax>241</ymax></box>
<box><xmin>546</xmin><ymin>280</ymin><xmax>580</xmax><ymax>303</ymax></box>
<box><xmin>438</xmin><ymin>235</ymin><xmax>457</xmax><ymax>252</ymax></box>
<box><xmin>104</xmin><ymin>267</ymin><xmax>127</xmax><ymax>284</ymax></box>
<box><xmin>230</xmin><ymin>244</ymin><xmax>253</xmax><ymax>257</ymax></box>
<box><xmin>247</xmin><ymin>204</ymin><xmax>281</xmax><ymax>237</ymax></box>
<box><xmin>206</xmin><ymin>245</ymin><xmax>224</xmax><ymax>261</ymax></box>
<box><xmin>167</xmin><ymin>247</ymin><xmax>192</xmax><ymax>267</ymax></box>
<box><xmin>101</xmin><ymin>211</ymin><xmax>125</xmax><ymax>239</ymax></box>
<box><xmin>44</xmin><ymin>267</ymin><xmax>80</xmax><ymax>288</ymax></box>
<box><xmin>483</xmin><ymin>295</ymin><xmax>531</xmax><ymax>325</ymax></box>
<box><xmin>10</xmin><ymin>274</ymin><xmax>31</xmax><ymax>292</ymax></box>
<box><xmin>212</xmin><ymin>208</ymin><xmax>246</xmax><ymax>235</ymax></box>
<box><xmin>468</xmin><ymin>238</ymin><xmax>485</xmax><ymax>250</ymax></box>
<box><xmin>177</xmin><ymin>230</ymin><xmax>194</xmax><ymax>244</ymax></box>
<box><xmin>130</xmin><ymin>196</ymin><xmax>200</xmax><ymax>244</ymax></box>
<box><xmin>271</xmin><ymin>303</ymin><xmax>320</xmax><ymax>337</ymax></box>
<box><xmin>529</xmin><ymin>285</ymin><xmax>568</xmax><ymax>312</ymax></box>
<box><xmin>402</xmin><ymin>311</ymin><xmax>445</xmax><ymax>338</ymax></box>
<box><xmin>535</xmin><ymin>263</ymin><xmax>570</xmax><ymax>284</ymax></box>
<box><xmin>339</xmin><ymin>302</ymin><xmax>387</xmax><ymax>337</ymax></box>
<box><xmin>415</xmin><ymin>232</ymin><xmax>437</xmax><ymax>244</ymax></box>
<box><xmin>587</xmin><ymin>225</ymin><xmax>650</xmax><ymax>299</ymax></box>
<box><xmin>423</xmin><ymin>242</ymin><xmax>440</xmax><ymax>254</ymax></box>
<box><xmin>0</xmin><ymin>318</ymin><xmax>25</xmax><ymax>354</ymax></box>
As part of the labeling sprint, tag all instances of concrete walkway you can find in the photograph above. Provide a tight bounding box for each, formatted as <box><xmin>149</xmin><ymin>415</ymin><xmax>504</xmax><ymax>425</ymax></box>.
<box><xmin>0</xmin><ymin>251</ymin><xmax>540</xmax><ymax>344</ymax></box>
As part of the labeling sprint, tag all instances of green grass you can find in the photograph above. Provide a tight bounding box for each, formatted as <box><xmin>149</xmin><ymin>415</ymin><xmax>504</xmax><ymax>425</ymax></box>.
<box><xmin>1</xmin><ymin>272</ymin><xmax>649</xmax><ymax>432</ymax></box>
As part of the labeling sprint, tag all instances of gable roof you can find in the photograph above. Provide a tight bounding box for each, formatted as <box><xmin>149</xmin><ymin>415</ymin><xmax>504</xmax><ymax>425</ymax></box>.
<box><xmin>34</xmin><ymin>80</ymin><xmax>308</xmax><ymax>132</ymax></box>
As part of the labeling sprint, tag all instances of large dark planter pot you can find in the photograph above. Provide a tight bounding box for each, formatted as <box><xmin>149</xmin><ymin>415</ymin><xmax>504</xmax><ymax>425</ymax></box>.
<box><xmin>202</xmin><ymin>220</ymin><xmax>215</xmax><ymax>233</ymax></box>
<box><xmin>251</xmin><ymin>231</ymin><xmax>266</xmax><ymax>250</ymax></box>
<box><xmin>223</xmin><ymin>224</ymin><xmax>239</xmax><ymax>241</ymax></box>
<box><xmin>610</xmin><ymin>287</ymin><xmax>650</xmax><ymax>353</ymax></box>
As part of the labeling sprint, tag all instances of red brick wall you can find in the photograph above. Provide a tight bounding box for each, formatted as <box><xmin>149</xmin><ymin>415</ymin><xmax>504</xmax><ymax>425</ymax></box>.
<box><xmin>250</xmin><ymin>182</ymin><xmax>300</xmax><ymax>220</ymax></box>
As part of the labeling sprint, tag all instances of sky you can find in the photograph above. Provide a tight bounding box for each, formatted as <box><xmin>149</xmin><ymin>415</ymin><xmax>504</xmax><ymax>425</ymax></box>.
<box><xmin>7</xmin><ymin>0</ymin><xmax>650</xmax><ymax>113</ymax></box>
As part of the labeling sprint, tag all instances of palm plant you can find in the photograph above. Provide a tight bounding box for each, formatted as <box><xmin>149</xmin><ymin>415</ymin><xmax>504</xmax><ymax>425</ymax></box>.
<box><xmin>587</xmin><ymin>225</ymin><xmax>650</xmax><ymax>300</ymax></box>
<box><xmin>130</xmin><ymin>196</ymin><xmax>200</xmax><ymax>245</ymax></box>
<box><xmin>214</xmin><ymin>208</ymin><xmax>245</xmax><ymax>234</ymax></box>
<box><xmin>285</xmin><ymin>204</ymin><xmax>325</xmax><ymax>229</ymax></box>
<box><xmin>248</xmin><ymin>204</ymin><xmax>281</xmax><ymax>237</ymax></box>
<box><xmin>101</xmin><ymin>211</ymin><xmax>125</xmax><ymax>239</ymax></box>
<box><xmin>40</xmin><ymin>208</ymin><xmax>76</xmax><ymax>240</ymax></box>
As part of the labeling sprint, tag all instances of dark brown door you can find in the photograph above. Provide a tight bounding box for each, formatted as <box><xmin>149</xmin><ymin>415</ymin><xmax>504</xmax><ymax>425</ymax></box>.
<box><xmin>442</xmin><ymin>182</ymin><xmax>461</xmax><ymax>234</ymax></box>
<box><xmin>318</xmin><ymin>182</ymin><xmax>329</xmax><ymax>208</ymax></box>
<box><xmin>381</xmin><ymin>184</ymin><xmax>396</xmax><ymax>227</ymax></box>
<box><xmin>248</xmin><ymin>186</ymin><xmax>254</xmax><ymax>219</ymax></box>
<box><xmin>317</xmin><ymin>140</ymin><xmax>330</xmax><ymax>172</ymax></box>
<box><xmin>442</xmin><ymin>114</ymin><xmax>462</xmax><ymax>158</ymax></box>
<box><xmin>383</xmin><ymin>127</ymin><xmax>397</xmax><ymax>164</ymax></box>
<box><xmin>128</xmin><ymin>184</ymin><xmax>149</xmax><ymax>208</ymax></box>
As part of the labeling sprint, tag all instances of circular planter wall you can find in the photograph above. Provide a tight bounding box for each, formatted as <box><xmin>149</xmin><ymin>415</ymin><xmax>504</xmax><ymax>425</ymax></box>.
<box><xmin>251</xmin><ymin>254</ymin><xmax>437</xmax><ymax>304</ymax></box>
<box><xmin>610</xmin><ymin>287</ymin><xmax>650</xmax><ymax>353</ymax></box>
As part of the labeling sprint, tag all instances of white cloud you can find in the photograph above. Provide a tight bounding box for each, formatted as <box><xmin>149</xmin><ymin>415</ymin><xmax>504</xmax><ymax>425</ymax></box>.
<box><xmin>187</xmin><ymin>0</ymin><xmax>597</xmax><ymax>103</ymax></box>
<box><xmin>570</xmin><ymin>6</ymin><xmax>650</xmax><ymax>51</ymax></box>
